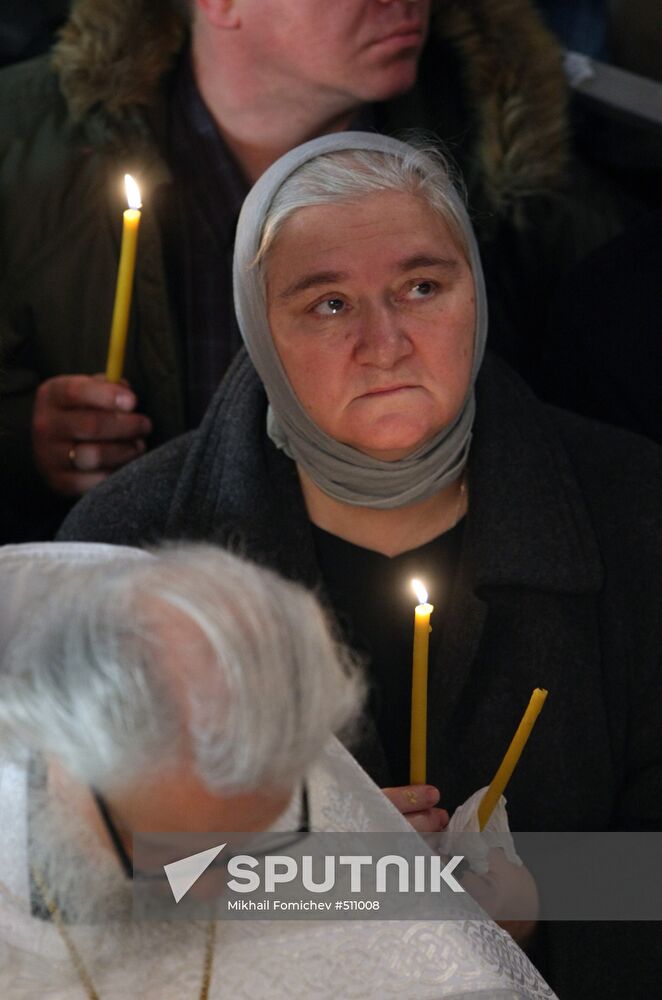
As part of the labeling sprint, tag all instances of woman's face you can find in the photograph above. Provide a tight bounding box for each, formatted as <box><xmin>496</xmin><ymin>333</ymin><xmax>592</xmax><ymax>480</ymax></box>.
<box><xmin>265</xmin><ymin>190</ymin><xmax>476</xmax><ymax>460</ymax></box>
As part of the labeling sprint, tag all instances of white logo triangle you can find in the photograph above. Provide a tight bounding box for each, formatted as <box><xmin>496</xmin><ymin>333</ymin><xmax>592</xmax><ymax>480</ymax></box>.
<box><xmin>163</xmin><ymin>843</ymin><xmax>227</xmax><ymax>903</ymax></box>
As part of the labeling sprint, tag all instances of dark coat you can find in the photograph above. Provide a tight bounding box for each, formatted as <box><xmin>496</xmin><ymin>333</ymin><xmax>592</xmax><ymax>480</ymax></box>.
<box><xmin>544</xmin><ymin>212</ymin><xmax>662</xmax><ymax>445</ymax></box>
<box><xmin>60</xmin><ymin>350</ymin><xmax>662</xmax><ymax>997</ymax></box>
<box><xmin>59</xmin><ymin>350</ymin><xmax>662</xmax><ymax>830</ymax></box>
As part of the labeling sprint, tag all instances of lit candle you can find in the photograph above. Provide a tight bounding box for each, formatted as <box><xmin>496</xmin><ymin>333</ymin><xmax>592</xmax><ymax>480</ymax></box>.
<box><xmin>105</xmin><ymin>174</ymin><xmax>142</xmax><ymax>383</ymax></box>
<box><xmin>477</xmin><ymin>687</ymin><xmax>548</xmax><ymax>830</ymax></box>
<box><xmin>410</xmin><ymin>578</ymin><xmax>433</xmax><ymax>785</ymax></box>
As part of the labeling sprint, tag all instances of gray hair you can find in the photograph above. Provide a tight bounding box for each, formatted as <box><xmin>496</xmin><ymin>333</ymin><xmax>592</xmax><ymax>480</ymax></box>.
<box><xmin>254</xmin><ymin>143</ymin><xmax>469</xmax><ymax>271</ymax></box>
<box><xmin>0</xmin><ymin>544</ymin><xmax>362</xmax><ymax>794</ymax></box>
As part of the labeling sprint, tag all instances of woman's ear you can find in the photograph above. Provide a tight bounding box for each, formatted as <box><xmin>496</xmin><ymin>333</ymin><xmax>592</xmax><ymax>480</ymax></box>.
<box><xmin>195</xmin><ymin>0</ymin><xmax>241</xmax><ymax>30</ymax></box>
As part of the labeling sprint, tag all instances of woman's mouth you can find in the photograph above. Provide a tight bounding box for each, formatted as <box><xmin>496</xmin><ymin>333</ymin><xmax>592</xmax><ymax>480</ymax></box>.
<box><xmin>360</xmin><ymin>384</ymin><xmax>416</xmax><ymax>397</ymax></box>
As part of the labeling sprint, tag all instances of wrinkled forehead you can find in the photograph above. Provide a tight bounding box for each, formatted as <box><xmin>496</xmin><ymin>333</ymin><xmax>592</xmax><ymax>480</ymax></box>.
<box><xmin>253</xmin><ymin>167</ymin><xmax>474</xmax><ymax>297</ymax></box>
<box><xmin>264</xmin><ymin>191</ymin><xmax>472</xmax><ymax>273</ymax></box>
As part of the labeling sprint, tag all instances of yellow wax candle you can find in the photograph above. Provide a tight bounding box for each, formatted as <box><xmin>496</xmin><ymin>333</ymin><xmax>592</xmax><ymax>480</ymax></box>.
<box><xmin>477</xmin><ymin>687</ymin><xmax>548</xmax><ymax>830</ymax></box>
<box><xmin>410</xmin><ymin>579</ymin><xmax>433</xmax><ymax>785</ymax></box>
<box><xmin>106</xmin><ymin>174</ymin><xmax>142</xmax><ymax>383</ymax></box>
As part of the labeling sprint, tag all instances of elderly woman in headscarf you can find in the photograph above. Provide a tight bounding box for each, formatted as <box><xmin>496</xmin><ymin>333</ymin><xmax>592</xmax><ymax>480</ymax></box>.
<box><xmin>60</xmin><ymin>133</ymin><xmax>662</xmax><ymax>998</ymax></box>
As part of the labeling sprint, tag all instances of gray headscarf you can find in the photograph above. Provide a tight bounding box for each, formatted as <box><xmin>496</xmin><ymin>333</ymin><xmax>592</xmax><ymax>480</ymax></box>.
<box><xmin>232</xmin><ymin>132</ymin><xmax>487</xmax><ymax>510</ymax></box>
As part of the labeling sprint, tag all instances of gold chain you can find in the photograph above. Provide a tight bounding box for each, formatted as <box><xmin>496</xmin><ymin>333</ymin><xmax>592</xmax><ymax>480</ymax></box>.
<box><xmin>31</xmin><ymin>865</ymin><xmax>216</xmax><ymax>1000</ymax></box>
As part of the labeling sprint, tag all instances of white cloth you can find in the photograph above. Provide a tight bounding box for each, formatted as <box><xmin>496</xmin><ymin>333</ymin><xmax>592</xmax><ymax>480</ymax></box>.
<box><xmin>0</xmin><ymin>746</ymin><xmax>555</xmax><ymax>1000</ymax></box>
<box><xmin>442</xmin><ymin>787</ymin><xmax>522</xmax><ymax>875</ymax></box>
<box><xmin>0</xmin><ymin>542</ymin><xmax>556</xmax><ymax>999</ymax></box>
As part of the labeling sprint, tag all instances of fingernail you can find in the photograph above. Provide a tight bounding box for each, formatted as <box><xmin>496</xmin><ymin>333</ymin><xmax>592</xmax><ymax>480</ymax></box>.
<box><xmin>425</xmin><ymin>787</ymin><xmax>440</xmax><ymax>805</ymax></box>
<box><xmin>116</xmin><ymin>392</ymin><xmax>134</xmax><ymax>410</ymax></box>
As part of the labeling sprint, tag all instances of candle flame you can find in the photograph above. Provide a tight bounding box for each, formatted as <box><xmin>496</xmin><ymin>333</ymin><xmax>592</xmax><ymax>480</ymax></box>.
<box><xmin>411</xmin><ymin>578</ymin><xmax>428</xmax><ymax>605</ymax></box>
<box><xmin>124</xmin><ymin>174</ymin><xmax>142</xmax><ymax>210</ymax></box>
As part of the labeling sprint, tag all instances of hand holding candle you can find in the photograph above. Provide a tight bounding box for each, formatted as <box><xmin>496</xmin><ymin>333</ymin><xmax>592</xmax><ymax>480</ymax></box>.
<box><xmin>477</xmin><ymin>687</ymin><xmax>548</xmax><ymax>830</ymax></box>
<box><xmin>106</xmin><ymin>174</ymin><xmax>142</xmax><ymax>383</ymax></box>
<box><xmin>410</xmin><ymin>578</ymin><xmax>433</xmax><ymax>785</ymax></box>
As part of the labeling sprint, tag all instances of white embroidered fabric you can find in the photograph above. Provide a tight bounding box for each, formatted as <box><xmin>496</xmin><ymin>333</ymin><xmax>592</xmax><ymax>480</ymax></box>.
<box><xmin>0</xmin><ymin>745</ymin><xmax>556</xmax><ymax>1000</ymax></box>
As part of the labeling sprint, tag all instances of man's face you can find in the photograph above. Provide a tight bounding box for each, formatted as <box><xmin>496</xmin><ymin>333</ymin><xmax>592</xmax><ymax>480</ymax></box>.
<box><xmin>232</xmin><ymin>0</ymin><xmax>430</xmax><ymax>107</ymax></box>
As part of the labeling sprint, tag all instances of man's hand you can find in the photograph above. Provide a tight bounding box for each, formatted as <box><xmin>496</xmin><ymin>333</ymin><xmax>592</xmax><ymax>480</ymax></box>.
<box><xmin>32</xmin><ymin>375</ymin><xmax>152</xmax><ymax>497</ymax></box>
<box><xmin>382</xmin><ymin>785</ymin><xmax>449</xmax><ymax>833</ymax></box>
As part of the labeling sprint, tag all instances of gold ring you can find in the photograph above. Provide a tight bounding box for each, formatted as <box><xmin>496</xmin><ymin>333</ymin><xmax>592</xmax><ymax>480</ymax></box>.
<box><xmin>68</xmin><ymin>446</ymin><xmax>78</xmax><ymax>469</ymax></box>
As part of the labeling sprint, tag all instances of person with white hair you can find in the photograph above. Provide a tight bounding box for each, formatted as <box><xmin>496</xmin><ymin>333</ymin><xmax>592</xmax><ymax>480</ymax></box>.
<box><xmin>0</xmin><ymin>541</ymin><xmax>552</xmax><ymax>1000</ymax></box>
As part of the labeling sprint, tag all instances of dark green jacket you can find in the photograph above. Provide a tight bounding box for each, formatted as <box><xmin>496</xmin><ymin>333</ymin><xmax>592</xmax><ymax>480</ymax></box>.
<box><xmin>0</xmin><ymin>0</ymin><xmax>621</xmax><ymax>542</ymax></box>
<box><xmin>0</xmin><ymin>58</ymin><xmax>184</xmax><ymax>540</ymax></box>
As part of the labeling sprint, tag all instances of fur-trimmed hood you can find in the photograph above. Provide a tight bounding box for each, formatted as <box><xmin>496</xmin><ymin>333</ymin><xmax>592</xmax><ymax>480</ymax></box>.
<box><xmin>52</xmin><ymin>0</ymin><xmax>568</xmax><ymax>215</ymax></box>
<box><xmin>53</xmin><ymin>0</ymin><xmax>186</xmax><ymax>121</ymax></box>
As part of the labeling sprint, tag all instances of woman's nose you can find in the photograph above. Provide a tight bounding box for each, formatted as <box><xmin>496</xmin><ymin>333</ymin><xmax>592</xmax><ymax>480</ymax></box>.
<box><xmin>354</xmin><ymin>306</ymin><xmax>413</xmax><ymax>369</ymax></box>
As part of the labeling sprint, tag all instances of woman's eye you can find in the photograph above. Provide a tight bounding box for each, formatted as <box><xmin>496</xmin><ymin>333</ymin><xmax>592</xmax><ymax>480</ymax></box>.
<box><xmin>314</xmin><ymin>298</ymin><xmax>346</xmax><ymax>316</ymax></box>
<box><xmin>407</xmin><ymin>281</ymin><xmax>437</xmax><ymax>299</ymax></box>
